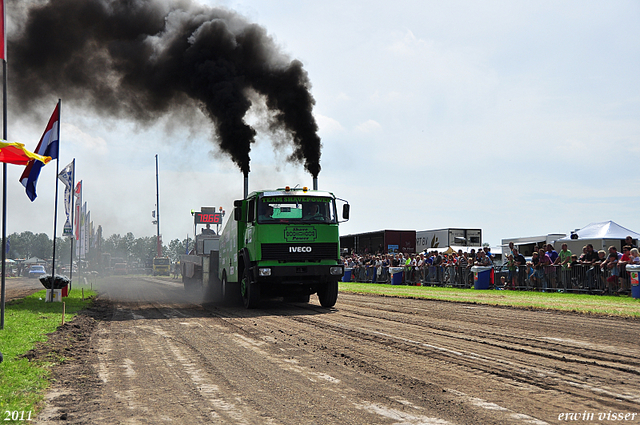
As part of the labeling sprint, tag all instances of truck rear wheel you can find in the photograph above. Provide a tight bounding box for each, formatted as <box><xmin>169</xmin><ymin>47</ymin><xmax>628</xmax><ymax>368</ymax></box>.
<box><xmin>241</xmin><ymin>268</ymin><xmax>260</xmax><ymax>309</ymax></box>
<box><xmin>317</xmin><ymin>280</ymin><xmax>338</xmax><ymax>308</ymax></box>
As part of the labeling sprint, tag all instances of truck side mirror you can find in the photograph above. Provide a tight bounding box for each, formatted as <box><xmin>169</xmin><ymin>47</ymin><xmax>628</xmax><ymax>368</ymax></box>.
<box><xmin>342</xmin><ymin>204</ymin><xmax>350</xmax><ymax>220</ymax></box>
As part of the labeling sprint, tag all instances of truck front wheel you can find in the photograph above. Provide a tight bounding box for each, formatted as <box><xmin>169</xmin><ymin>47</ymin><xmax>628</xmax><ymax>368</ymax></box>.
<box><xmin>317</xmin><ymin>280</ymin><xmax>338</xmax><ymax>308</ymax></box>
<box><xmin>241</xmin><ymin>268</ymin><xmax>260</xmax><ymax>309</ymax></box>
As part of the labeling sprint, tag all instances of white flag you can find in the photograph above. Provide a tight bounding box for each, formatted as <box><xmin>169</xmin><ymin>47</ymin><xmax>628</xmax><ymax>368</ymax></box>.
<box><xmin>57</xmin><ymin>160</ymin><xmax>73</xmax><ymax>188</ymax></box>
<box><xmin>58</xmin><ymin>161</ymin><xmax>74</xmax><ymax>236</ymax></box>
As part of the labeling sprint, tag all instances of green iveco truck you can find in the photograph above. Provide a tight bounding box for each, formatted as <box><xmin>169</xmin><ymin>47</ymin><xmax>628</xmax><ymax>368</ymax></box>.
<box><xmin>218</xmin><ymin>186</ymin><xmax>349</xmax><ymax>308</ymax></box>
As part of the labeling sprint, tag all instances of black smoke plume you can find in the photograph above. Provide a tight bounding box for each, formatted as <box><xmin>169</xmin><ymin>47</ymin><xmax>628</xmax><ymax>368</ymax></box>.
<box><xmin>9</xmin><ymin>0</ymin><xmax>321</xmax><ymax>177</ymax></box>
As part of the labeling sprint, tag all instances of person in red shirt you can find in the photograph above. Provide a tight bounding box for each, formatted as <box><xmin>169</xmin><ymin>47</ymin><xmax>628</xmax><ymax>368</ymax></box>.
<box><xmin>618</xmin><ymin>246</ymin><xmax>632</xmax><ymax>294</ymax></box>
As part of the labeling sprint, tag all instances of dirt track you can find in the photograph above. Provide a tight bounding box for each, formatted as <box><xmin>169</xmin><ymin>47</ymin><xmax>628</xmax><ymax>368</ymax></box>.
<box><xmin>35</xmin><ymin>275</ymin><xmax>640</xmax><ymax>424</ymax></box>
<box><xmin>3</xmin><ymin>277</ymin><xmax>47</xmax><ymax>301</ymax></box>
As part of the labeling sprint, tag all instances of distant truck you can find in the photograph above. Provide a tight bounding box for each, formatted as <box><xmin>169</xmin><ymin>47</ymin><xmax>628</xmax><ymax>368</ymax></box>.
<box><xmin>114</xmin><ymin>263</ymin><xmax>128</xmax><ymax>275</ymax></box>
<box><xmin>152</xmin><ymin>256</ymin><xmax>171</xmax><ymax>276</ymax></box>
<box><xmin>218</xmin><ymin>186</ymin><xmax>349</xmax><ymax>309</ymax></box>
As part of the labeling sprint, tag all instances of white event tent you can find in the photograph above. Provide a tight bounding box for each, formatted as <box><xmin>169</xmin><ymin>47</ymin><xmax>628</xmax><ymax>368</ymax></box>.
<box><xmin>555</xmin><ymin>221</ymin><xmax>640</xmax><ymax>253</ymax></box>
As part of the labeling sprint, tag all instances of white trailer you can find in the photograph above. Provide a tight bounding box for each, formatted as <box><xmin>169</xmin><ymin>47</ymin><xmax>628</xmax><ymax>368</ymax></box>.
<box><xmin>416</xmin><ymin>228</ymin><xmax>482</xmax><ymax>253</ymax></box>
<box><xmin>501</xmin><ymin>234</ymin><xmax>566</xmax><ymax>257</ymax></box>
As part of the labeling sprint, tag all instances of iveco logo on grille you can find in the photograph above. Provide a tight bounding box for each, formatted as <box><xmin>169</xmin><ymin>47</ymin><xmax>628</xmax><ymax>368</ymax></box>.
<box><xmin>262</xmin><ymin>243</ymin><xmax>337</xmax><ymax>261</ymax></box>
<box><xmin>289</xmin><ymin>246</ymin><xmax>312</xmax><ymax>253</ymax></box>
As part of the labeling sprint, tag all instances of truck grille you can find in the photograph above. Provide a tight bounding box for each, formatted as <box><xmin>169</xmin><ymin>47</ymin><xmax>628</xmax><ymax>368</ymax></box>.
<box><xmin>261</xmin><ymin>243</ymin><xmax>339</xmax><ymax>261</ymax></box>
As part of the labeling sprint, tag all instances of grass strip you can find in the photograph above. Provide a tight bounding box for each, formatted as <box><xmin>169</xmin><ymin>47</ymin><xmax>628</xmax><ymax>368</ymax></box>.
<box><xmin>0</xmin><ymin>287</ymin><xmax>95</xmax><ymax>419</ymax></box>
<box><xmin>339</xmin><ymin>282</ymin><xmax>640</xmax><ymax>318</ymax></box>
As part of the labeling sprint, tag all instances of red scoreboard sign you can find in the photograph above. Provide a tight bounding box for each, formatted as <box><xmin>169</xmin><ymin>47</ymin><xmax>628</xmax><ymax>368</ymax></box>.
<box><xmin>194</xmin><ymin>212</ymin><xmax>223</xmax><ymax>224</ymax></box>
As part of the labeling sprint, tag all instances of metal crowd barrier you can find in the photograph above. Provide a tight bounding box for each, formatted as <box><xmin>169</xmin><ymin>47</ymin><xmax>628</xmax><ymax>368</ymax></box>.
<box><xmin>346</xmin><ymin>262</ymin><xmax>631</xmax><ymax>295</ymax></box>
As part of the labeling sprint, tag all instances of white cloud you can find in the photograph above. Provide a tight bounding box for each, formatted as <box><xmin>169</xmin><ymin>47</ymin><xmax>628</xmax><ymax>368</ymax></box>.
<box><xmin>315</xmin><ymin>114</ymin><xmax>344</xmax><ymax>135</ymax></box>
<box><xmin>355</xmin><ymin>119</ymin><xmax>381</xmax><ymax>133</ymax></box>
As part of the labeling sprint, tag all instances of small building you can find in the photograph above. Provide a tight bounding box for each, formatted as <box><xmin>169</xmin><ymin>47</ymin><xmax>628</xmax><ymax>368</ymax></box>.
<box><xmin>340</xmin><ymin>230</ymin><xmax>416</xmax><ymax>255</ymax></box>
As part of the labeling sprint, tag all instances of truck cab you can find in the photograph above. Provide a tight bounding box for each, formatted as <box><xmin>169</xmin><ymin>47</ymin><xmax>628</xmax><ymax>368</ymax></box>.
<box><xmin>152</xmin><ymin>257</ymin><xmax>171</xmax><ymax>276</ymax></box>
<box><xmin>219</xmin><ymin>186</ymin><xmax>349</xmax><ymax>308</ymax></box>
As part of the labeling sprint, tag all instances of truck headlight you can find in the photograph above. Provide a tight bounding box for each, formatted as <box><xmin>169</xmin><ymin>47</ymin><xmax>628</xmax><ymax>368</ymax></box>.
<box><xmin>330</xmin><ymin>266</ymin><xmax>344</xmax><ymax>276</ymax></box>
<box><xmin>259</xmin><ymin>268</ymin><xmax>272</xmax><ymax>277</ymax></box>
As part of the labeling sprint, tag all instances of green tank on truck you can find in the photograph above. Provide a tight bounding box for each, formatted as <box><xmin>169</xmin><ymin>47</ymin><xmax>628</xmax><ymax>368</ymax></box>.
<box><xmin>218</xmin><ymin>187</ymin><xmax>350</xmax><ymax>309</ymax></box>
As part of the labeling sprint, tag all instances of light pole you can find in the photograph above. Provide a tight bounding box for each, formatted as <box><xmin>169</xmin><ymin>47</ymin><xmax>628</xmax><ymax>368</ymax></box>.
<box><xmin>155</xmin><ymin>155</ymin><xmax>161</xmax><ymax>257</ymax></box>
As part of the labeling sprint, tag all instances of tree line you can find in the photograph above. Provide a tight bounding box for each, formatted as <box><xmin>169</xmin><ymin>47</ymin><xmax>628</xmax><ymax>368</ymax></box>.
<box><xmin>7</xmin><ymin>231</ymin><xmax>193</xmax><ymax>267</ymax></box>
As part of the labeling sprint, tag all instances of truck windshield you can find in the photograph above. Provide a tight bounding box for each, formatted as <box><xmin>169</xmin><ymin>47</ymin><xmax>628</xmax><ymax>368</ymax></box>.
<box><xmin>153</xmin><ymin>258</ymin><xmax>170</xmax><ymax>265</ymax></box>
<box><xmin>258</xmin><ymin>196</ymin><xmax>336</xmax><ymax>224</ymax></box>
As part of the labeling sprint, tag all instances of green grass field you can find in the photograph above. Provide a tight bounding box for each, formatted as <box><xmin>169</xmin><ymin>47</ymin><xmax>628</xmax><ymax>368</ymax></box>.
<box><xmin>0</xmin><ymin>288</ymin><xmax>95</xmax><ymax>420</ymax></box>
<box><xmin>339</xmin><ymin>282</ymin><xmax>640</xmax><ymax>317</ymax></box>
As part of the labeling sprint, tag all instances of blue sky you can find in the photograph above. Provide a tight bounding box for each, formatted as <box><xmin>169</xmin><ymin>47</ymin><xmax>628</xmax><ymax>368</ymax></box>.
<box><xmin>5</xmin><ymin>0</ymin><xmax>640</xmax><ymax>248</ymax></box>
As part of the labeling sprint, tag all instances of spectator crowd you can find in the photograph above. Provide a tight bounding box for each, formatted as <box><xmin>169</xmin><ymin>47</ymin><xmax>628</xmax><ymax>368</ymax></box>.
<box><xmin>341</xmin><ymin>235</ymin><xmax>639</xmax><ymax>296</ymax></box>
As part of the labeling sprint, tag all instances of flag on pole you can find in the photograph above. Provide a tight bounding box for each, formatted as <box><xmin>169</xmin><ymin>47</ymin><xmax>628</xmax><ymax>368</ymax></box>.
<box><xmin>19</xmin><ymin>103</ymin><xmax>60</xmax><ymax>201</ymax></box>
<box><xmin>0</xmin><ymin>0</ymin><xmax>6</xmax><ymax>61</ymax></box>
<box><xmin>80</xmin><ymin>202</ymin><xmax>87</xmax><ymax>259</ymax></box>
<box><xmin>58</xmin><ymin>160</ymin><xmax>73</xmax><ymax>187</ymax></box>
<box><xmin>0</xmin><ymin>140</ymin><xmax>51</xmax><ymax>165</ymax></box>
<box><xmin>74</xmin><ymin>181</ymin><xmax>82</xmax><ymax>254</ymax></box>
<box><xmin>85</xmin><ymin>210</ymin><xmax>90</xmax><ymax>255</ymax></box>
<box><xmin>58</xmin><ymin>161</ymin><xmax>74</xmax><ymax>236</ymax></box>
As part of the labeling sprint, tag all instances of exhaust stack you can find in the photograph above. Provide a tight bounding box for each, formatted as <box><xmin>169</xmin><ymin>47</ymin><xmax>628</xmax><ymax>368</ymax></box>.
<box><xmin>313</xmin><ymin>177</ymin><xmax>318</xmax><ymax>191</ymax></box>
<box><xmin>244</xmin><ymin>174</ymin><xmax>249</xmax><ymax>199</ymax></box>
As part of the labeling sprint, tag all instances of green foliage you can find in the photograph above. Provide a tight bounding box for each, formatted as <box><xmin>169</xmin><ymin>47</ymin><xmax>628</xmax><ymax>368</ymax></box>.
<box><xmin>7</xmin><ymin>232</ymin><xmax>52</xmax><ymax>260</ymax></box>
<box><xmin>7</xmin><ymin>230</ymin><xmax>175</xmax><ymax>268</ymax></box>
<box><xmin>167</xmin><ymin>237</ymin><xmax>193</xmax><ymax>262</ymax></box>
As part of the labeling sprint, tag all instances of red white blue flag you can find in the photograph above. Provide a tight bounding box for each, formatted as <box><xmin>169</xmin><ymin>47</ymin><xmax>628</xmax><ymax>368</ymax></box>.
<box><xmin>20</xmin><ymin>102</ymin><xmax>60</xmax><ymax>201</ymax></box>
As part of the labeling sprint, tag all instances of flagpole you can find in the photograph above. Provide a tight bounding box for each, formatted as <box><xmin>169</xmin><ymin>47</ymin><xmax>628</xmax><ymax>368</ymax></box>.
<box><xmin>1</xmin><ymin>57</ymin><xmax>7</xmax><ymax>329</ymax></box>
<box><xmin>156</xmin><ymin>154</ymin><xmax>161</xmax><ymax>257</ymax></box>
<box><xmin>1</xmin><ymin>0</ymin><xmax>8</xmax><ymax>327</ymax></box>
<box><xmin>68</xmin><ymin>159</ymin><xmax>75</xmax><ymax>290</ymax></box>
<box><xmin>49</xmin><ymin>100</ymin><xmax>60</xmax><ymax>302</ymax></box>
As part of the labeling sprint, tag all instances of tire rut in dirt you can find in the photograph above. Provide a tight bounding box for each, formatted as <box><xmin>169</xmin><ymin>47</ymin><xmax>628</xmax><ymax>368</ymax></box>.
<box><xmin>39</xmin><ymin>278</ymin><xmax>640</xmax><ymax>424</ymax></box>
<box><xmin>223</xmin><ymin>294</ymin><xmax>640</xmax><ymax>413</ymax></box>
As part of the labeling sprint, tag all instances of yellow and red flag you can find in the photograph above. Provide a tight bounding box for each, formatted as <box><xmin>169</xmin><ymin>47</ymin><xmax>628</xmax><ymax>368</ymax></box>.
<box><xmin>0</xmin><ymin>140</ymin><xmax>51</xmax><ymax>165</ymax></box>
